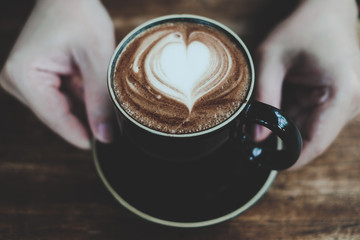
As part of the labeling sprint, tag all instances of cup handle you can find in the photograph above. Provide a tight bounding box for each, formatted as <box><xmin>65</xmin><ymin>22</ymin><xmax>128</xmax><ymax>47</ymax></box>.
<box><xmin>239</xmin><ymin>100</ymin><xmax>302</xmax><ymax>170</ymax></box>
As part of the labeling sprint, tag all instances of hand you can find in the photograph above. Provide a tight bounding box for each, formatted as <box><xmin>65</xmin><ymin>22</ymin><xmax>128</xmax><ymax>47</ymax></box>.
<box><xmin>255</xmin><ymin>0</ymin><xmax>360</xmax><ymax>169</ymax></box>
<box><xmin>0</xmin><ymin>0</ymin><xmax>115</xmax><ymax>149</ymax></box>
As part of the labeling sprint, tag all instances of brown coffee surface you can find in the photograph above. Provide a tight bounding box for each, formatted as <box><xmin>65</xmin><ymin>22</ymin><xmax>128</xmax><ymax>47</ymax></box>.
<box><xmin>113</xmin><ymin>20</ymin><xmax>250</xmax><ymax>134</ymax></box>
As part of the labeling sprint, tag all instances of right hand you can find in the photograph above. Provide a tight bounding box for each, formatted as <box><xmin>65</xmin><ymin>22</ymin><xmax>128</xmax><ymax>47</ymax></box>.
<box><xmin>255</xmin><ymin>0</ymin><xmax>360</xmax><ymax>169</ymax></box>
<box><xmin>0</xmin><ymin>0</ymin><xmax>116</xmax><ymax>149</ymax></box>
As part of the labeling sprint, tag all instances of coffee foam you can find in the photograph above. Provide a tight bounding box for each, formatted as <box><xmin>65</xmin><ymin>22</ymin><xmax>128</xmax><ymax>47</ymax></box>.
<box><xmin>114</xmin><ymin>21</ymin><xmax>250</xmax><ymax>134</ymax></box>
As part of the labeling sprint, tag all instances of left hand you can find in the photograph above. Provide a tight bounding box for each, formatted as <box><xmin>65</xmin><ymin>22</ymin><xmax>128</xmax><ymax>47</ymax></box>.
<box><xmin>0</xmin><ymin>0</ymin><xmax>116</xmax><ymax>149</ymax></box>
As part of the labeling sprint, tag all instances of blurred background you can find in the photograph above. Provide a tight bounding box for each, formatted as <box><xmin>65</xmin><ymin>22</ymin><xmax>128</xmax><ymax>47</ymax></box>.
<box><xmin>1</xmin><ymin>1</ymin><xmax>359</xmax><ymax>239</ymax></box>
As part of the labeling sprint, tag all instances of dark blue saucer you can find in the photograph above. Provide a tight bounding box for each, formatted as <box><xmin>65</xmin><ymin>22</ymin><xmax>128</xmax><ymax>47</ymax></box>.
<box><xmin>92</xmin><ymin>133</ymin><xmax>277</xmax><ymax>227</ymax></box>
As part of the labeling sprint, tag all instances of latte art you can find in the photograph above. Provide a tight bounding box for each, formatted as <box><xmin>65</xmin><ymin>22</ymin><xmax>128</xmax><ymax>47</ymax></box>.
<box><xmin>114</xmin><ymin>21</ymin><xmax>250</xmax><ymax>134</ymax></box>
<box><xmin>142</xmin><ymin>31</ymin><xmax>231</xmax><ymax>111</ymax></box>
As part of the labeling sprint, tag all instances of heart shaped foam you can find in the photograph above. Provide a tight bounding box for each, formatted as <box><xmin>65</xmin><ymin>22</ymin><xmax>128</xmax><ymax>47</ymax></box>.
<box><xmin>160</xmin><ymin>41</ymin><xmax>210</xmax><ymax>108</ymax></box>
<box><xmin>145</xmin><ymin>32</ymin><xmax>231</xmax><ymax>111</ymax></box>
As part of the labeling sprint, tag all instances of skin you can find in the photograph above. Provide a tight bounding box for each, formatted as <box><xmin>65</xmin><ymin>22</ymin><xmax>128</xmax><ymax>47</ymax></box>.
<box><xmin>1</xmin><ymin>0</ymin><xmax>360</xmax><ymax>169</ymax></box>
<box><xmin>0</xmin><ymin>0</ymin><xmax>115</xmax><ymax>149</ymax></box>
<box><xmin>255</xmin><ymin>0</ymin><xmax>360</xmax><ymax>169</ymax></box>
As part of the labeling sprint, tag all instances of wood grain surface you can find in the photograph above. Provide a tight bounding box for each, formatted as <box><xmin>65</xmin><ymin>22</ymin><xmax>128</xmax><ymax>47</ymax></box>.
<box><xmin>0</xmin><ymin>1</ymin><xmax>359</xmax><ymax>239</ymax></box>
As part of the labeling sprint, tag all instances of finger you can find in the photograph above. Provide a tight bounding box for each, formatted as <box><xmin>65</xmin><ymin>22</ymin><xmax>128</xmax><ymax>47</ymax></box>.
<box><xmin>289</xmin><ymin>99</ymin><xmax>344</xmax><ymax>170</ymax></box>
<box><xmin>282</xmin><ymin>83</ymin><xmax>331</xmax><ymax>129</ymax></box>
<box><xmin>288</xmin><ymin>66</ymin><xmax>359</xmax><ymax>170</ymax></box>
<box><xmin>254</xmin><ymin>48</ymin><xmax>286</xmax><ymax>141</ymax></box>
<box><xmin>75</xmin><ymin>46</ymin><xmax>115</xmax><ymax>143</ymax></box>
<box><xmin>25</xmin><ymin>72</ymin><xmax>91</xmax><ymax>149</ymax></box>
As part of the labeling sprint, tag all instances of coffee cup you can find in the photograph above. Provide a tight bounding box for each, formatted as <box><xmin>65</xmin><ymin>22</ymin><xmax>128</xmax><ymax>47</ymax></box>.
<box><xmin>94</xmin><ymin>14</ymin><xmax>302</xmax><ymax>227</ymax></box>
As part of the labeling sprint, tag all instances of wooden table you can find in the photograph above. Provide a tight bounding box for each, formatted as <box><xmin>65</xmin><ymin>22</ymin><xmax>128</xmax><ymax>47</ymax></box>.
<box><xmin>1</xmin><ymin>1</ymin><xmax>359</xmax><ymax>239</ymax></box>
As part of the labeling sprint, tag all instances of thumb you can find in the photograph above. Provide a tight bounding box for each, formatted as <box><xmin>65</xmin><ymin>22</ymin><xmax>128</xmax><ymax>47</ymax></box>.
<box><xmin>76</xmin><ymin>46</ymin><xmax>115</xmax><ymax>143</ymax></box>
<box><xmin>254</xmin><ymin>48</ymin><xmax>286</xmax><ymax>141</ymax></box>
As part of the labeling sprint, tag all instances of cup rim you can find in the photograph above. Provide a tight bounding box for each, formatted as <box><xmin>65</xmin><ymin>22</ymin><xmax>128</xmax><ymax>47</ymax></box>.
<box><xmin>107</xmin><ymin>14</ymin><xmax>255</xmax><ymax>138</ymax></box>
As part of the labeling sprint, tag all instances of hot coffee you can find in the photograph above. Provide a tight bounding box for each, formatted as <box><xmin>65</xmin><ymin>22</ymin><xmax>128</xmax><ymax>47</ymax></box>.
<box><xmin>102</xmin><ymin>15</ymin><xmax>302</xmax><ymax>227</ymax></box>
<box><xmin>112</xmin><ymin>19</ymin><xmax>251</xmax><ymax>134</ymax></box>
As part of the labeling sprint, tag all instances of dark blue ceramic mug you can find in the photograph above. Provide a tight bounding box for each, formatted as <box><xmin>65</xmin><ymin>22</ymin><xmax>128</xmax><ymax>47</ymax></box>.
<box><xmin>97</xmin><ymin>14</ymin><xmax>302</xmax><ymax>227</ymax></box>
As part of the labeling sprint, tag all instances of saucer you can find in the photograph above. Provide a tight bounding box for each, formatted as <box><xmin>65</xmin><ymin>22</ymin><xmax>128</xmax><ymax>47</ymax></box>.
<box><xmin>92</xmin><ymin>133</ymin><xmax>278</xmax><ymax>228</ymax></box>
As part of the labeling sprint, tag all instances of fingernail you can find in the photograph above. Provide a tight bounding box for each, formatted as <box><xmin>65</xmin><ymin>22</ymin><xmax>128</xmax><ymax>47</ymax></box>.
<box><xmin>97</xmin><ymin>122</ymin><xmax>114</xmax><ymax>143</ymax></box>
